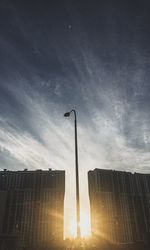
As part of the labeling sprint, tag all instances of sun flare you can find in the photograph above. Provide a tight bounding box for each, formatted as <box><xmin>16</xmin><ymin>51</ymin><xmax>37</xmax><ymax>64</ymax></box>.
<box><xmin>70</xmin><ymin>212</ymin><xmax>91</xmax><ymax>238</ymax></box>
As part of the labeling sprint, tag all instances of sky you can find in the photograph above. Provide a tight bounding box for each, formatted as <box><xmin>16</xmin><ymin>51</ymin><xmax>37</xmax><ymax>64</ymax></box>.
<box><xmin>0</xmin><ymin>0</ymin><xmax>150</xmax><ymax>237</ymax></box>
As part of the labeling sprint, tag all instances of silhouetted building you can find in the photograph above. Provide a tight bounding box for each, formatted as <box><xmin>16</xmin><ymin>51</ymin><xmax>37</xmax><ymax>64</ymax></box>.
<box><xmin>0</xmin><ymin>169</ymin><xmax>65</xmax><ymax>250</ymax></box>
<box><xmin>88</xmin><ymin>168</ymin><xmax>150</xmax><ymax>248</ymax></box>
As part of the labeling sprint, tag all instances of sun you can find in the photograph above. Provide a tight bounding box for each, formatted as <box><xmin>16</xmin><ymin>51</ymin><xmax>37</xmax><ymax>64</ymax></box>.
<box><xmin>70</xmin><ymin>212</ymin><xmax>91</xmax><ymax>238</ymax></box>
<box><xmin>80</xmin><ymin>211</ymin><xmax>91</xmax><ymax>238</ymax></box>
<box><xmin>70</xmin><ymin>219</ymin><xmax>76</xmax><ymax>238</ymax></box>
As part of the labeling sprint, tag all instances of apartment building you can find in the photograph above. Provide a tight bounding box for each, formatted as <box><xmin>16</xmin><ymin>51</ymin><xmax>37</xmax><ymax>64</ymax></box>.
<box><xmin>0</xmin><ymin>169</ymin><xmax>65</xmax><ymax>249</ymax></box>
<box><xmin>88</xmin><ymin>168</ymin><xmax>150</xmax><ymax>246</ymax></box>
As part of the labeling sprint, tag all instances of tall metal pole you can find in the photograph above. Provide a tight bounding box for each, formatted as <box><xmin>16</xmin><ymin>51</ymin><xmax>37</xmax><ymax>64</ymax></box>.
<box><xmin>64</xmin><ymin>110</ymin><xmax>81</xmax><ymax>239</ymax></box>
<box><xmin>74</xmin><ymin>111</ymin><xmax>81</xmax><ymax>239</ymax></box>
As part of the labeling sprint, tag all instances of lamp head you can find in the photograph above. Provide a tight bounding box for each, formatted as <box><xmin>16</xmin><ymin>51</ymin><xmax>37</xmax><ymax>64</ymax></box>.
<box><xmin>64</xmin><ymin>112</ymin><xmax>70</xmax><ymax>117</ymax></box>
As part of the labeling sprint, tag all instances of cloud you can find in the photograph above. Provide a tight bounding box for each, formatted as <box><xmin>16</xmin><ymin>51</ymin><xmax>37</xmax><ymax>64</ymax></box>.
<box><xmin>0</xmin><ymin>1</ymin><xmax>150</xmax><ymax>236</ymax></box>
<box><xmin>1</xmin><ymin>75</ymin><xmax>150</xmax><ymax>237</ymax></box>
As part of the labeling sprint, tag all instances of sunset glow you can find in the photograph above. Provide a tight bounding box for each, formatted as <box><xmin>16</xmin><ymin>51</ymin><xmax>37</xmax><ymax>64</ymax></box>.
<box><xmin>1</xmin><ymin>1</ymin><xmax>150</xmax><ymax>249</ymax></box>
<box><xmin>70</xmin><ymin>212</ymin><xmax>91</xmax><ymax>238</ymax></box>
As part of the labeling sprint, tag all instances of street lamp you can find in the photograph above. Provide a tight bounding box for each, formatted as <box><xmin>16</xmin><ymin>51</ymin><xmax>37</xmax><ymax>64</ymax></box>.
<box><xmin>64</xmin><ymin>110</ymin><xmax>81</xmax><ymax>239</ymax></box>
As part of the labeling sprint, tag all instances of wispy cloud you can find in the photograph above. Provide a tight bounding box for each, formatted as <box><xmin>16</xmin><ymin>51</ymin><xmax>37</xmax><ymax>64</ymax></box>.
<box><xmin>0</xmin><ymin>0</ymin><xmax>150</xmax><ymax>236</ymax></box>
<box><xmin>1</xmin><ymin>73</ymin><xmax>150</xmax><ymax>236</ymax></box>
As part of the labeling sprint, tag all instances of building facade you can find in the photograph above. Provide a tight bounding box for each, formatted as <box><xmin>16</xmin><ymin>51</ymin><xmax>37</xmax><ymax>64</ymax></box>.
<box><xmin>88</xmin><ymin>168</ymin><xmax>150</xmax><ymax>246</ymax></box>
<box><xmin>0</xmin><ymin>169</ymin><xmax>65</xmax><ymax>249</ymax></box>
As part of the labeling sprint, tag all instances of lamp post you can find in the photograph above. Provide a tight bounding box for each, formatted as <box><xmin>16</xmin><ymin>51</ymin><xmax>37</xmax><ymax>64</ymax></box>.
<box><xmin>64</xmin><ymin>110</ymin><xmax>81</xmax><ymax>239</ymax></box>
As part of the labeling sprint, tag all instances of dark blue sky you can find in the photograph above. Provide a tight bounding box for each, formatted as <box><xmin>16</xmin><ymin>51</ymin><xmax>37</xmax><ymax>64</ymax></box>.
<box><xmin>0</xmin><ymin>0</ymin><xmax>150</xmax><ymax>236</ymax></box>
